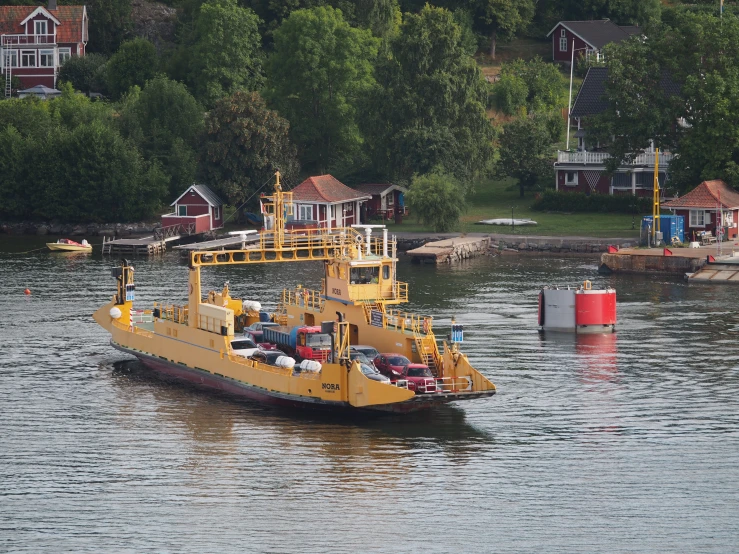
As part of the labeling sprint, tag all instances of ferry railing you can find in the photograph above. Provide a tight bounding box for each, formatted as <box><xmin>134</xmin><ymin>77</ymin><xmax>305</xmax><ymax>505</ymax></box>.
<box><xmin>383</xmin><ymin>308</ymin><xmax>433</xmax><ymax>335</ymax></box>
<box><xmin>153</xmin><ymin>303</ymin><xmax>189</xmax><ymax>325</ymax></box>
<box><xmin>130</xmin><ymin>309</ymin><xmax>154</xmax><ymax>324</ymax></box>
<box><xmin>226</xmin><ymin>353</ymin><xmax>323</xmax><ymax>379</ymax></box>
<box><xmin>282</xmin><ymin>287</ymin><xmax>325</xmax><ymax>311</ymax></box>
<box><xmin>435</xmin><ymin>376</ymin><xmax>472</xmax><ymax>393</ymax></box>
<box><xmin>112</xmin><ymin>318</ymin><xmax>154</xmax><ymax>338</ymax></box>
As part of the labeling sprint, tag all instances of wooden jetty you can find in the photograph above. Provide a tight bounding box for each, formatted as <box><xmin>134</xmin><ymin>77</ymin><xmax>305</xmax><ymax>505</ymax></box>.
<box><xmin>406</xmin><ymin>236</ymin><xmax>491</xmax><ymax>264</ymax></box>
<box><xmin>102</xmin><ymin>235</ymin><xmax>168</xmax><ymax>255</ymax></box>
<box><xmin>687</xmin><ymin>254</ymin><xmax>739</xmax><ymax>283</ymax></box>
<box><xmin>173</xmin><ymin>232</ymin><xmax>261</xmax><ymax>256</ymax></box>
<box><xmin>600</xmin><ymin>242</ymin><xmax>739</xmax><ymax>276</ymax></box>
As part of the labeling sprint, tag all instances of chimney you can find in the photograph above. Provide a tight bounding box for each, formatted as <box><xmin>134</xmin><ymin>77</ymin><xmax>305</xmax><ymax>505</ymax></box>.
<box><xmin>48</xmin><ymin>0</ymin><xmax>57</xmax><ymax>10</ymax></box>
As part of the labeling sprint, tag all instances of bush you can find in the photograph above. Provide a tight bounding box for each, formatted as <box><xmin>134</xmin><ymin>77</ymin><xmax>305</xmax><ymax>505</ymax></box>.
<box><xmin>406</xmin><ymin>171</ymin><xmax>465</xmax><ymax>232</ymax></box>
<box><xmin>531</xmin><ymin>191</ymin><xmax>652</xmax><ymax>213</ymax></box>
<box><xmin>494</xmin><ymin>73</ymin><xmax>527</xmax><ymax>116</ymax></box>
<box><xmin>58</xmin><ymin>53</ymin><xmax>108</xmax><ymax>94</ymax></box>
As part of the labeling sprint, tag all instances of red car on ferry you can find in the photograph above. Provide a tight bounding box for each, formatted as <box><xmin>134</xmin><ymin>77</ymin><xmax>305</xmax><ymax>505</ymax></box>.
<box><xmin>373</xmin><ymin>353</ymin><xmax>437</xmax><ymax>393</ymax></box>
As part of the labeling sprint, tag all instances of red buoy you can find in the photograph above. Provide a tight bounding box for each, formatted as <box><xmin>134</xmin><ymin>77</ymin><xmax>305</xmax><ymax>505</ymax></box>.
<box><xmin>24</xmin><ymin>288</ymin><xmax>31</xmax><ymax>295</ymax></box>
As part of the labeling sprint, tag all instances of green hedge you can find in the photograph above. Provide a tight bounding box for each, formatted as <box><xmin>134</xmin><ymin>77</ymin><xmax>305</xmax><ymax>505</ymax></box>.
<box><xmin>531</xmin><ymin>191</ymin><xmax>652</xmax><ymax>213</ymax></box>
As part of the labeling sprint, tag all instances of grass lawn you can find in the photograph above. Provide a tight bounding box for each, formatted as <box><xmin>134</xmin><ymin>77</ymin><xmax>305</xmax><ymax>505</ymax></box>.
<box><xmin>385</xmin><ymin>178</ymin><xmax>643</xmax><ymax>238</ymax></box>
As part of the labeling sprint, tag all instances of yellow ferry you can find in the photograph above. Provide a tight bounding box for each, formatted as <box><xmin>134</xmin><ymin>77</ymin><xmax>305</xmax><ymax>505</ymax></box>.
<box><xmin>93</xmin><ymin>173</ymin><xmax>496</xmax><ymax>413</ymax></box>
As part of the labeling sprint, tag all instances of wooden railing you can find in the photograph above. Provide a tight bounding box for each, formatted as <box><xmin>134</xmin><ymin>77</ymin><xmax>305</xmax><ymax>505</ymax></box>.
<box><xmin>557</xmin><ymin>150</ymin><xmax>674</xmax><ymax>166</ymax></box>
<box><xmin>155</xmin><ymin>222</ymin><xmax>196</xmax><ymax>239</ymax></box>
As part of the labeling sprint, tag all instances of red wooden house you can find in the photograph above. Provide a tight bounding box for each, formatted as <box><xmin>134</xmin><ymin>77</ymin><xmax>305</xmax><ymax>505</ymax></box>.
<box><xmin>352</xmin><ymin>183</ymin><xmax>407</xmax><ymax>221</ymax></box>
<box><xmin>0</xmin><ymin>1</ymin><xmax>88</xmax><ymax>92</ymax></box>
<box><xmin>662</xmin><ymin>180</ymin><xmax>739</xmax><ymax>241</ymax></box>
<box><xmin>161</xmin><ymin>185</ymin><xmax>224</xmax><ymax>235</ymax></box>
<box><xmin>547</xmin><ymin>20</ymin><xmax>639</xmax><ymax>64</ymax></box>
<box><xmin>290</xmin><ymin>175</ymin><xmax>371</xmax><ymax>231</ymax></box>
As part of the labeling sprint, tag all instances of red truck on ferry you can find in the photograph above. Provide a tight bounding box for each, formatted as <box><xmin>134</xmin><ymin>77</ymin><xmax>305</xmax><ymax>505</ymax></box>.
<box><xmin>262</xmin><ymin>325</ymin><xmax>332</xmax><ymax>362</ymax></box>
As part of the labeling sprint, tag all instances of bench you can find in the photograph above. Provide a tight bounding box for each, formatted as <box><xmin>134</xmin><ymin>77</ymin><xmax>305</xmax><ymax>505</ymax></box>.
<box><xmin>701</xmin><ymin>232</ymin><xmax>717</xmax><ymax>245</ymax></box>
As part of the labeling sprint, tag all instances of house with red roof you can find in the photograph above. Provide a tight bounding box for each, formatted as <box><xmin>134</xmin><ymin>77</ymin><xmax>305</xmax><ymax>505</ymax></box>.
<box><xmin>352</xmin><ymin>183</ymin><xmax>407</xmax><ymax>221</ymax></box>
<box><xmin>663</xmin><ymin>180</ymin><xmax>739</xmax><ymax>241</ymax></box>
<box><xmin>0</xmin><ymin>0</ymin><xmax>88</xmax><ymax>94</ymax></box>
<box><xmin>290</xmin><ymin>175</ymin><xmax>371</xmax><ymax>231</ymax></box>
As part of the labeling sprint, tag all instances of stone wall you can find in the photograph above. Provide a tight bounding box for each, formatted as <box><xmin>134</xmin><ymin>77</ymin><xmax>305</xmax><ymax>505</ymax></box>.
<box><xmin>0</xmin><ymin>221</ymin><xmax>161</xmax><ymax>237</ymax></box>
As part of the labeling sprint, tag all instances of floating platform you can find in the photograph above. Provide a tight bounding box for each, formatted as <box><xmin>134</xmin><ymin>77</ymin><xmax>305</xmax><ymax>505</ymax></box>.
<box><xmin>406</xmin><ymin>236</ymin><xmax>491</xmax><ymax>264</ymax></box>
<box><xmin>686</xmin><ymin>254</ymin><xmax>739</xmax><ymax>283</ymax></box>
<box><xmin>598</xmin><ymin>245</ymin><xmax>734</xmax><ymax>275</ymax></box>
<box><xmin>174</xmin><ymin>233</ymin><xmax>261</xmax><ymax>255</ymax></box>
<box><xmin>102</xmin><ymin>236</ymin><xmax>167</xmax><ymax>255</ymax></box>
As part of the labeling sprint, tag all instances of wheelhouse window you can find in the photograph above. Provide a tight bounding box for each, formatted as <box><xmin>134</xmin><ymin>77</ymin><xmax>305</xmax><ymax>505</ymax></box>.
<box><xmin>298</xmin><ymin>205</ymin><xmax>312</xmax><ymax>220</ymax></box>
<box><xmin>40</xmin><ymin>50</ymin><xmax>54</xmax><ymax>67</ymax></box>
<box><xmin>35</xmin><ymin>20</ymin><xmax>47</xmax><ymax>36</ymax></box>
<box><xmin>690</xmin><ymin>210</ymin><xmax>706</xmax><ymax>227</ymax></box>
<box><xmin>178</xmin><ymin>205</ymin><xmax>187</xmax><ymax>216</ymax></box>
<box><xmin>21</xmin><ymin>51</ymin><xmax>36</xmax><ymax>67</ymax></box>
<box><xmin>58</xmin><ymin>48</ymin><xmax>71</xmax><ymax>65</ymax></box>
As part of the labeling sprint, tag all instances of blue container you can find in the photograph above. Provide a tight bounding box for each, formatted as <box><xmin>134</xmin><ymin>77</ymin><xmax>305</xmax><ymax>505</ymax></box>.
<box><xmin>642</xmin><ymin>215</ymin><xmax>685</xmax><ymax>243</ymax></box>
<box><xmin>259</xmin><ymin>311</ymin><xmax>271</xmax><ymax>322</ymax></box>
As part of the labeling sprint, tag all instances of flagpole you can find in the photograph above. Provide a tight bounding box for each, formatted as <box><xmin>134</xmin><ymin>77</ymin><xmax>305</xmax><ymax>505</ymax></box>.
<box><xmin>566</xmin><ymin>38</ymin><xmax>575</xmax><ymax>151</ymax></box>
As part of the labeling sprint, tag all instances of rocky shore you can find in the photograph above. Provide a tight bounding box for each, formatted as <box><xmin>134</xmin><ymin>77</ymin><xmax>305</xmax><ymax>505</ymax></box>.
<box><xmin>0</xmin><ymin>221</ymin><xmax>160</xmax><ymax>237</ymax></box>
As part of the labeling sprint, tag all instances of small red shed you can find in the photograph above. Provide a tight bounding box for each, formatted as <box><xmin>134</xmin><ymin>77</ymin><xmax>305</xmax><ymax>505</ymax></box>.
<box><xmin>352</xmin><ymin>183</ymin><xmax>407</xmax><ymax>221</ymax></box>
<box><xmin>161</xmin><ymin>184</ymin><xmax>224</xmax><ymax>235</ymax></box>
<box><xmin>663</xmin><ymin>180</ymin><xmax>739</xmax><ymax>241</ymax></box>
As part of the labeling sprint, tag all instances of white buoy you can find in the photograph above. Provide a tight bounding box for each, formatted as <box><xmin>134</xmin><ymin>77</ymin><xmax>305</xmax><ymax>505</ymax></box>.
<box><xmin>109</xmin><ymin>307</ymin><xmax>122</xmax><ymax>319</ymax></box>
<box><xmin>299</xmin><ymin>359</ymin><xmax>322</xmax><ymax>372</ymax></box>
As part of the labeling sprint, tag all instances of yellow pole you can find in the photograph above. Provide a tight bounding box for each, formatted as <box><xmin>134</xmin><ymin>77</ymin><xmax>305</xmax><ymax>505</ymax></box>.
<box><xmin>652</xmin><ymin>149</ymin><xmax>660</xmax><ymax>243</ymax></box>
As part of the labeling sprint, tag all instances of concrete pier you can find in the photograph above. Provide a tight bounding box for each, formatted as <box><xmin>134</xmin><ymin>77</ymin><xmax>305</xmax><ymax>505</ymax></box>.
<box><xmin>406</xmin><ymin>236</ymin><xmax>491</xmax><ymax>264</ymax></box>
<box><xmin>598</xmin><ymin>245</ymin><xmax>738</xmax><ymax>275</ymax></box>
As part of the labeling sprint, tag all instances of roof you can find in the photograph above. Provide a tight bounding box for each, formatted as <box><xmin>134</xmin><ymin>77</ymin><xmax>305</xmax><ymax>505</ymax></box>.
<box><xmin>19</xmin><ymin>85</ymin><xmax>60</xmax><ymax>94</ymax></box>
<box><xmin>170</xmin><ymin>184</ymin><xmax>223</xmax><ymax>207</ymax></box>
<box><xmin>0</xmin><ymin>5</ymin><xmax>86</xmax><ymax>44</ymax></box>
<box><xmin>663</xmin><ymin>180</ymin><xmax>739</xmax><ymax>210</ymax></box>
<box><xmin>291</xmin><ymin>175</ymin><xmax>371</xmax><ymax>204</ymax></box>
<box><xmin>352</xmin><ymin>183</ymin><xmax>407</xmax><ymax>196</ymax></box>
<box><xmin>571</xmin><ymin>67</ymin><xmax>682</xmax><ymax>118</ymax></box>
<box><xmin>546</xmin><ymin>20</ymin><xmax>638</xmax><ymax>50</ymax></box>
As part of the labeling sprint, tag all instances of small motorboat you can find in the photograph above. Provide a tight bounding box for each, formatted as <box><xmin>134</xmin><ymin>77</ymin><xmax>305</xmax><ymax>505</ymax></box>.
<box><xmin>46</xmin><ymin>238</ymin><xmax>93</xmax><ymax>252</ymax></box>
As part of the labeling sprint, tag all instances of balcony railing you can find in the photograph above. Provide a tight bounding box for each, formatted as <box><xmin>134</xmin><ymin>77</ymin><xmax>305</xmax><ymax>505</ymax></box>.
<box><xmin>557</xmin><ymin>151</ymin><xmax>674</xmax><ymax>166</ymax></box>
<box><xmin>1</xmin><ymin>34</ymin><xmax>56</xmax><ymax>46</ymax></box>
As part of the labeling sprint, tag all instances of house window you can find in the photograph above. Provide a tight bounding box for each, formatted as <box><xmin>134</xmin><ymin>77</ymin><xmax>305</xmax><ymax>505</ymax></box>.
<box><xmin>21</xmin><ymin>51</ymin><xmax>36</xmax><ymax>67</ymax></box>
<box><xmin>299</xmin><ymin>205</ymin><xmax>312</xmax><ymax>220</ymax></box>
<box><xmin>40</xmin><ymin>50</ymin><xmax>54</xmax><ymax>67</ymax></box>
<box><xmin>178</xmin><ymin>205</ymin><xmax>187</xmax><ymax>216</ymax></box>
<box><xmin>560</xmin><ymin>37</ymin><xmax>567</xmax><ymax>52</ymax></box>
<box><xmin>724</xmin><ymin>211</ymin><xmax>734</xmax><ymax>226</ymax></box>
<box><xmin>35</xmin><ymin>21</ymin><xmax>47</xmax><ymax>36</ymax></box>
<box><xmin>565</xmin><ymin>171</ymin><xmax>578</xmax><ymax>186</ymax></box>
<box><xmin>689</xmin><ymin>210</ymin><xmax>705</xmax><ymax>227</ymax></box>
<box><xmin>58</xmin><ymin>48</ymin><xmax>71</xmax><ymax>65</ymax></box>
<box><xmin>2</xmin><ymin>51</ymin><xmax>18</xmax><ymax>68</ymax></box>
<box><xmin>561</xmin><ymin>29</ymin><xmax>566</xmax><ymax>37</ymax></box>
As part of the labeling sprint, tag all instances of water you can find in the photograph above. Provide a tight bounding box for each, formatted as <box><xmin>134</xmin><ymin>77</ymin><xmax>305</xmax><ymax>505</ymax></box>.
<box><xmin>1</xmin><ymin>242</ymin><xmax>738</xmax><ymax>552</ymax></box>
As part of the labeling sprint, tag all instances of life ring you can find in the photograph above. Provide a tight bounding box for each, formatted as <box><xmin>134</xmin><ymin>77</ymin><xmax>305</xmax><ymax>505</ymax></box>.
<box><xmin>355</xmin><ymin>235</ymin><xmax>363</xmax><ymax>244</ymax></box>
<box><xmin>422</xmin><ymin>319</ymin><xmax>430</xmax><ymax>334</ymax></box>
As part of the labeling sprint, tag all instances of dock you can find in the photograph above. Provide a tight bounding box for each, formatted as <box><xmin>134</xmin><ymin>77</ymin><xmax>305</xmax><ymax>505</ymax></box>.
<box><xmin>687</xmin><ymin>254</ymin><xmax>739</xmax><ymax>283</ymax></box>
<box><xmin>102</xmin><ymin>235</ymin><xmax>168</xmax><ymax>255</ymax></box>
<box><xmin>173</xmin><ymin>232</ymin><xmax>261</xmax><ymax>255</ymax></box>
<box><xmin>600</xmin><ymin>243</ymin><xmax>739</xmax><ymax>275</ymax></box>
<box><xmin>406</xmin><ymin>236</ymin><xmax>491</xmax><ymax>263</ymax></box>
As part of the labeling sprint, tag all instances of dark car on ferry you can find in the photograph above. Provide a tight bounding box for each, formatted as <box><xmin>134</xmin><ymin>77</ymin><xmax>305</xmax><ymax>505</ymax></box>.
<box><xmin>244</xmin><ymin>322</ymin><xmax>280</xmax><ymax>342</ymax></box>
<box><xmin>249</xmin><ymin>349</ymin><xmax>288</xmax><ymax>366</ymax></box>
<box><xmin>374</xmin><ymin>353</ymin><xmax>436</xmax><ymax>393</ymax></box>
<box><xmin>360</xmin><ymin>363</ymin><xmax>391</xmax><ymax>384</ymax></box>
<box><xmin>350</xmin><ymin>348</ymin><xmax>376</xmax><ymax>369</ymax></box>
<box><xmin>352</xmin><ymin>345</ymin><xmax>380</xmax><ymax>362</ymax></box>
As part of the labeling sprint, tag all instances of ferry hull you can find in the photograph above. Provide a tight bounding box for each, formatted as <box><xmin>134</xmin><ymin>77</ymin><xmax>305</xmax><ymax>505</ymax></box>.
<box><xmin>111</xmin><ymin>342</ymin><xmax>485</xmax><ymax>414</ymax></box>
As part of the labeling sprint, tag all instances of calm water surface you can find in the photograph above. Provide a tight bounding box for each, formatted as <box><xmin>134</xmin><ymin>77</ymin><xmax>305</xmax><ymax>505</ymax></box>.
<box><xmin>1</xmin><ymin>238</ymin><xmax>738</xmax><ymax>552</ymax></box>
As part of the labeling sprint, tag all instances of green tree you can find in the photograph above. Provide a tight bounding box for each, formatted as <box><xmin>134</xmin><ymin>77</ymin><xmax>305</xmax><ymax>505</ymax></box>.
<box><xmin>199</xmin><ymin>91</ymin><xmax>300</xmax><ymax>212</ymax></box>
<box><xmin>187</xmin><ymin>0</ymin><xmax>264</xmax><ymax>107</ymax></box>
<box><xmin>363</xmin><ymin>5</ymin><xmax>494</xmax><ymax>185</ymax></box>
<box><xmin>497</xmin><ymin>114</ymin><xmax>554</xmax><ymax>197</ymax></box>
<box><xmin>265</xmin><ymin>5</ymin><xmax>379</xmax><ymax>171</ymax></box>
<box><xmin>85</xmin><ymin>0</ymin><xmax>133</xmax><ymax>56</ymax></box>
<box><xmin>501</xmin><ymin>58</ymin><xmax>565</xmax><ymax>112</ymax></box>
<box><xmin>105</xmin><ymin>38</ymin><xmax>158</xmax><ymax>99</ymax></box>
<box><xmin>57</xmin><ymin>53</ymin><xmax>108</xmax><ymax>94</ymax></box>
<box><xmin>406</xmin><ymin>171</ymin><xmax>465</xmax><ymax>232</ymax></box>
<box><xmin>468</xmin><ymin>0</ymin><xmax>534</xmax><ymax>59</ymax></box>
<box><xmin>118</xmin><ymin>76</ymin><xmax>204</xmax><ymax>199</ymax></box>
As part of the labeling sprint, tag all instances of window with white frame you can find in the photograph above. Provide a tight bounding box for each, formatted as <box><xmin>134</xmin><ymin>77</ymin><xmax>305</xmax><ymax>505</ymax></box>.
<box><xmin>560</xmin><ymin>37</ymin><xmax>567</xmax><ymax>51</ymax></box>
<box><xmin>40</xmin><ymin>50</ymin><xmax>54</xmax><ymax>67</ymax></box>
<box><xmin>724</xmin><ymin>211</ymin><xmax>734</xmax><ymax>226</ymax></box>
<box><xmin>564</xmin><ymin>171</ymin><xmax>578</xmax><ymax>186</ymax></box>
<box><xmin>214</xmin><ymin>206</ymin><xmax>221</xmax><ymax>220</ymax></box>
<box><xmin>35</xmin><ymin>20</ymin><xmax>47</xmax><ymax>36</ymax></box>
<box><xmin>689</xmin><ymin>210</ymin><xmax>706</xmax><ymax>227</ymax></box>
<box><xmin>2</xmin><ymin>51</ymin><xmax>18</xmax><ymax>68</ymax></box>
<box><xmin>21</xmin><ymin>50</ymin><xmax>36</xmax><ymax>67</ymax></box>
<box><xmin>58</xmin><ymin>48</ymin><xmax>71</xmax><ymax>65</ymax></box>
<box><xmin>298</xmin><ymin>205</ymin><xmax>313</xmax><ymax>220</ymax></box>
<box><xmin>178</xmin><ymin>205</ymin><xmax>187</xmax><ymax>216</ymax></box>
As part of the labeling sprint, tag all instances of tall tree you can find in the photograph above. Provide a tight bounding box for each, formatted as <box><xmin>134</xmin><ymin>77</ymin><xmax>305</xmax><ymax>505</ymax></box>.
<box><xmin>265</xmin><ymin>5</ymin><xmax>379</xmax><ymax>172</ymax></box>
<box><xmin>85</xmin><ymin>0</ymin><xmax>133</xmax><ymax>56</ymax></box>
<box><xmin>497</xmin><ymin>114</ymin><xmax>557</xmax><ymax>197</ymax></box>
<box><xmin>363</xmin><ymin>5</ymin><xmax>494</xmax><ymax>184</ymax></box>
<box><xmin>406</xmin><ymin>171</ymin><xmax>465</xmax><ymax>232</ymax></box>
<box><xmin>468</xmin><ymin>0</ymin><xmax>534</xmax><ymax>59</ymax></box>
<box><xmin>105</xmin><ymin>38</ymin><xmax>158</xmax><ymax>99</ymax></box>
<box><xmin>199</xmin><ymin>91</ymin><xmax>300</xmax><ymax>211</ymax></box>
<box><xmin>187</xmin><ymin>0</ymin><xmax>264</xmax><ymax>107</ymax></box>
<box><xmin>118</xmin><ymin>76</ymin><xmax>204</xmax><ymax>199</ymax></box>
